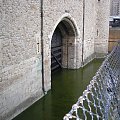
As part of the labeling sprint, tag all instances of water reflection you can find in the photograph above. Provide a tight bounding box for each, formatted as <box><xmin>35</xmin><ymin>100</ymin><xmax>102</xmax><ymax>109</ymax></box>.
<box><xmin>13</xmin><ymin>59</ymin><xmax>103</xmax><ymax>120</ymax></box>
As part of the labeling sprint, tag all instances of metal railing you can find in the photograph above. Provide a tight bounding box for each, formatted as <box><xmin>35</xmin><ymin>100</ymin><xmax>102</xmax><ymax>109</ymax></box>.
<box><xmin>63</xmin><ymin>41</ymin><xmax>120</xmax><ymax>120</ymax></box>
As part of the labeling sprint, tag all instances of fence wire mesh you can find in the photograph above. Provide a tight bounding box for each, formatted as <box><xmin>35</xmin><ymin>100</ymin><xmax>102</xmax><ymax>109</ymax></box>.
<box><xmin>63</xmin><ymin>41</ymin><xmax>120</xmax><ymax>120</ymax></box>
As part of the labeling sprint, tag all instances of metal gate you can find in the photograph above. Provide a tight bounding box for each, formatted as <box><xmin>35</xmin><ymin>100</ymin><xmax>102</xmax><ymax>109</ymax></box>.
<box><xmin>51</xmin><ymin>27</ymin><xmax>62</xmax><ymax>71</ymax></box>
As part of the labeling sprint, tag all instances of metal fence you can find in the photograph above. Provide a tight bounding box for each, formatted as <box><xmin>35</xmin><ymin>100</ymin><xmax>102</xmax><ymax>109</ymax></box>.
<box><xmin>63</xmin><ymin>41</ymin><xmax>120</xmax><ymax>120</ymax></box>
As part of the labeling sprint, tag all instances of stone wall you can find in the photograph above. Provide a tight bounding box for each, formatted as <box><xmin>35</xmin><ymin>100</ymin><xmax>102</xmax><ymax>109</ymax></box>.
<box><xmin>95</xmin><ymin>0</ymin><xmax>110</xmax><ymax>57</ymax></box>
<box><xmin>0</xmin><ymin>0</ymin><xmax>43</xmax><ymax>120</ymax></box>
<box><xmin>0</xmin><ymin>0</ymin><xmax>110</xmax><ymax>120</ymax></box>
<box><xmin>83</xmin><ymin>0</ymin><xmax>96</xmax><ymax>65</ymax></box>
<box><xmin>42</xmin><ymin>0</ymin><xmax>83</xmax><ymax>91</ymax></box>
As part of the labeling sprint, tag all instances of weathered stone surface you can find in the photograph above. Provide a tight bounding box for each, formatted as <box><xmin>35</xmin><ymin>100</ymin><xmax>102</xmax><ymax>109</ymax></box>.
<box><xmin>95</xmin><ymin>0</ymin><xmax>110</xmax><ymax>56</ymax></box>
<box><xmin>0</xmin><ymin>1</ymin><xmax>43</xmax><ymax>120</ymax></box>
<box><xmin>0</xmin><ymin>0</ymin><xmax>110</xmax><ymax>119</ymax></box>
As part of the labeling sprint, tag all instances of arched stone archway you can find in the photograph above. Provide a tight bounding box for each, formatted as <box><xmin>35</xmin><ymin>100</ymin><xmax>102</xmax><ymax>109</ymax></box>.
<box><xmin>51</xmin><ymin>17</ymin><xmax>79</xmax><ymax>71</ymax></box>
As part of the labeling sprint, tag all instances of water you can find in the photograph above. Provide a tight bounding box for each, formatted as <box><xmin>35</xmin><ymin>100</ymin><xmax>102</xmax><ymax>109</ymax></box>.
<box><xmin>13</xmin><ymin>59</ymin><xmax>103</xmax><ymax>120</ymax></box>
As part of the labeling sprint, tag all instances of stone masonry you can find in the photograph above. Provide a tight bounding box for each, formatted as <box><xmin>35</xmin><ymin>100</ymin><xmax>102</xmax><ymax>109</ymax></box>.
<box><xmin>0</xmin><ymin>0</ymin><xmax>110</xmax><ymax>120</ymax></box>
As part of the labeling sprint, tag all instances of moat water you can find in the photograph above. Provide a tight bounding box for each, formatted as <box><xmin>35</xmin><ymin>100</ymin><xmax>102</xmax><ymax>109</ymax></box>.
<box><xmin>13</xmin><ymin>59</ymin><xmax>103</xmax><ymax>120</ymax></box>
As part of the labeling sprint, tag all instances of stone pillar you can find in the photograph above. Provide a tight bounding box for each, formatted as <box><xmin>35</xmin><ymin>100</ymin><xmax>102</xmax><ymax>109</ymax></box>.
<box><xmin>62</xmin><ymin>37</ymin><xmax>68</xmax><ymax>68</ymax></box>
<box><xmin>76</xmin><ymin>37</ymin><xmax>83</xmax><ymax>68</ymax></box>
<box><xmin>62</xmin><ymin>36</ymin><xmax>80</xmax><ymax>69</ymax></box>
<box><xmin>95</xmin><ymin>0</ymin><xmax>110</xmax><ymax>57</ymax></box>
<box><xmin>67</xmin><ymin>36</ymin><xmax>76</xmax><ymax>69</ymax></box>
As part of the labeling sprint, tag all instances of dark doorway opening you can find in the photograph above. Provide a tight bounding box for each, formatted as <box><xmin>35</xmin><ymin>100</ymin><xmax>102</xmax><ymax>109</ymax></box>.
<box><xmin>51</xmin><ymin>18</ymin><xmax>78</xmax><ymax>72</ymax></box>
<box><xmin>51</xmin><ymin>27</ymin><xmax>62</xmax><ymax>71</ymax></box>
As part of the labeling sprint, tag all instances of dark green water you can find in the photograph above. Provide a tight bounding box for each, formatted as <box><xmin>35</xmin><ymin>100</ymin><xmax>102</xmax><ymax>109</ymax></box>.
<box><xmin>13</xmin><ymin>59</ymin><xmax>103</xmax><ymax>120</ymax></box>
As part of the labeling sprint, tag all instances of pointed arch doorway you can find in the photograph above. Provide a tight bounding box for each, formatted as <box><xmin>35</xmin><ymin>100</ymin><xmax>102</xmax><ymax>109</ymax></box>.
<box><xmin>51</xmin><ymin>18</ymin><xmax>78</xmax><ymax>71</ymax></box>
